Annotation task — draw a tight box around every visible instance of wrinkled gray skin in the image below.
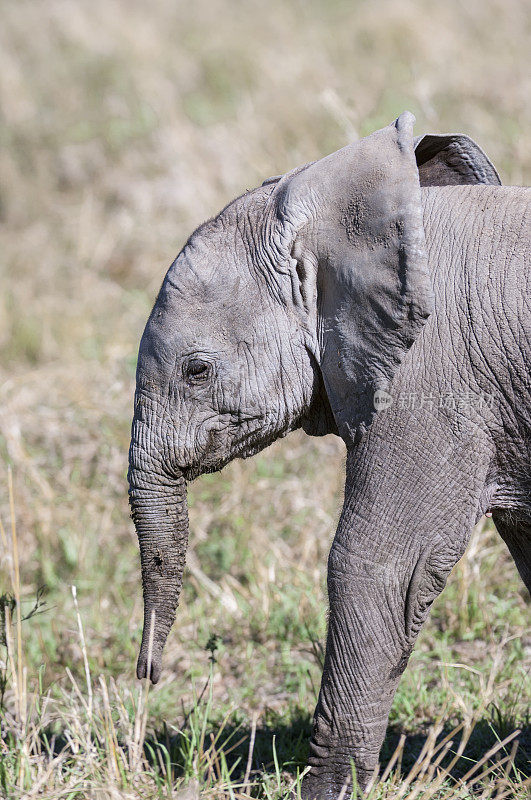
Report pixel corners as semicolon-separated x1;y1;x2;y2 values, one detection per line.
129;112;530;797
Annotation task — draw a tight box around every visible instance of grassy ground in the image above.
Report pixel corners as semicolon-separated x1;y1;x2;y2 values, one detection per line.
0;0;530;797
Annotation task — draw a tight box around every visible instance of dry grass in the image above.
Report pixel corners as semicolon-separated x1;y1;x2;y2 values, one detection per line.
0;0;530;797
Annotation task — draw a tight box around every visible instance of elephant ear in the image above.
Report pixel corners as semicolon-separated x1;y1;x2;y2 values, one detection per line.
414;133;501;186
267;111;433;444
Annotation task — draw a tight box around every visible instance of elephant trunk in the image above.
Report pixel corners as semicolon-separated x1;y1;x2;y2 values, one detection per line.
128;414;189;684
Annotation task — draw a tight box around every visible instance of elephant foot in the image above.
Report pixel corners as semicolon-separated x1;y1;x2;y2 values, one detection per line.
300;767;374;800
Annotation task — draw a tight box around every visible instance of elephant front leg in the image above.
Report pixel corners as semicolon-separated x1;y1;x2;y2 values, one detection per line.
303;548;438;795
302;422;490;798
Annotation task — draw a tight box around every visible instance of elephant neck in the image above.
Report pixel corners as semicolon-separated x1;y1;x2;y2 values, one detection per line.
301;364;340;438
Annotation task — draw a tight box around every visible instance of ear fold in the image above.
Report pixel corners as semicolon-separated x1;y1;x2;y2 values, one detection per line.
414;133;501;186
267;111;433;444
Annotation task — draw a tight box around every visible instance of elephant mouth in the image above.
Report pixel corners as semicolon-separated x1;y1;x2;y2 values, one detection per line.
181;417;297;482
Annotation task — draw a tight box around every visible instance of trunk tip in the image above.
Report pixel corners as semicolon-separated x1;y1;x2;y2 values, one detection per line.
137;651;162;684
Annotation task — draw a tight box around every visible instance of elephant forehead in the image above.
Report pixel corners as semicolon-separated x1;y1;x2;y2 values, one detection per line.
151;270;265;355
164;182;275;292
165;250;241;296
167;205;253;281
159;234;268;327
160;267;259;326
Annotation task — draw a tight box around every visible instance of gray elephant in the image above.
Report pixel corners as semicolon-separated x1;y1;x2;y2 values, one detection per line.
128;112;530;797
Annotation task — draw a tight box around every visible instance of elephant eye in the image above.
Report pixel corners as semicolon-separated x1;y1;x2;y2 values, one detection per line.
184;358;211;385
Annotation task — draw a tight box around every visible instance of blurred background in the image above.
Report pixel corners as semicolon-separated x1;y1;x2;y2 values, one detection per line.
0;0;529;796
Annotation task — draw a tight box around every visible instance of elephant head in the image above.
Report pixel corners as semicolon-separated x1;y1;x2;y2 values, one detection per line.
128;112;498;682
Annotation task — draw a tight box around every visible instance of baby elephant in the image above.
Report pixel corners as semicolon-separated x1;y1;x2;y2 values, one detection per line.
128;112;530;797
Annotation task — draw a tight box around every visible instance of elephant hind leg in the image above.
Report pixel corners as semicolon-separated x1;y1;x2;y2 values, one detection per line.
492;510;531;593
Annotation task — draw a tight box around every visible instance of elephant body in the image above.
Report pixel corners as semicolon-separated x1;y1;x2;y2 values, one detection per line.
128;113;530;797
305;184;530;793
